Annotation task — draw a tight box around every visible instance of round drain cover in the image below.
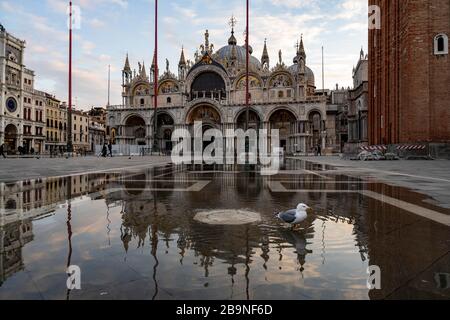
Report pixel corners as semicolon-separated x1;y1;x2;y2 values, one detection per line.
194;209;262;225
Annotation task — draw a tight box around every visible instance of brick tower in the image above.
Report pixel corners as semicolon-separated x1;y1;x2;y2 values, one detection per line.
368;0;450;145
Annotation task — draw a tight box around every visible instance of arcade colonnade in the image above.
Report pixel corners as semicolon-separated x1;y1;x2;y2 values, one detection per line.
113;103;327;155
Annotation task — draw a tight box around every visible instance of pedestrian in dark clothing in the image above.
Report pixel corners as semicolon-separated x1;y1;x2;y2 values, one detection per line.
108;142;113;157
317;143;322;156
0;144;6;158
102;144;108;157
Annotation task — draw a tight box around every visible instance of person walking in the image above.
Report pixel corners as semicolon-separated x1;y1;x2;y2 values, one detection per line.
101;143;108;158
108;142;113;157
317;143;322;156
0;143;6;158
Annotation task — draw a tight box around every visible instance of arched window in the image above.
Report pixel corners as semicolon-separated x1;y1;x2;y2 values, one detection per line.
140;98;145;106
434;34;448;55
278;91;284;98
167;97;172;104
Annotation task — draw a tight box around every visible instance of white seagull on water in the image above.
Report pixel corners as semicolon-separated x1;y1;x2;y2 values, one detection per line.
276;203;311;228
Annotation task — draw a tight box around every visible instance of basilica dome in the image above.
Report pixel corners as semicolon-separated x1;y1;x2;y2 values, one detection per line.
288;64;316;87
214;44;262;71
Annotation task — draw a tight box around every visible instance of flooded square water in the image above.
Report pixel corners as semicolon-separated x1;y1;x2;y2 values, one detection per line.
0;160;449;300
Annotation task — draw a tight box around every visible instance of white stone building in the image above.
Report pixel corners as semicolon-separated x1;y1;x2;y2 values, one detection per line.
108;23;334;155
0;23;26;154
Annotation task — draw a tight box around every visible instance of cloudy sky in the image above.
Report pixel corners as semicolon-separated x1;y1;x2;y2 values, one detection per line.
0;0;368;110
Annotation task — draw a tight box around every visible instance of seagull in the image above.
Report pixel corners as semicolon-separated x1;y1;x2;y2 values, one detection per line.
276;203;311;229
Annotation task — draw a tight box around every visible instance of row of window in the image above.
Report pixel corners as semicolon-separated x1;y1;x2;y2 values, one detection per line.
23;108;43;122
23;125;43;136
23;97;43;106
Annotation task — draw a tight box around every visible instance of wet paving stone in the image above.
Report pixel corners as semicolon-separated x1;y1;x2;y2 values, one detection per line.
0;160;449;300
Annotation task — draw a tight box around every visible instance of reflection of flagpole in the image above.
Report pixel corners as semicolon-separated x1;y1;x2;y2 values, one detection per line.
151;202;159;300
66;177;73;300
245;225;250;300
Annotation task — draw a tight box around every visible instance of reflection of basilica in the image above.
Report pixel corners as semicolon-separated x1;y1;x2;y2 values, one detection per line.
108;20;340;155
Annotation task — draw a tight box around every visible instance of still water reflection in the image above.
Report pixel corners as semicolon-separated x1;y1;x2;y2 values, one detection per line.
0;161;449;300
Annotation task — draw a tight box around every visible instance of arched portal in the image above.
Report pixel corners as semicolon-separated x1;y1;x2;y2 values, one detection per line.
308;111;323;151
154;112;175;154
187;105;222;127
191;72;226;101
236;109;261;130
186;105;222;154
4;124;18;154
125;116;146;145
269;109;296;153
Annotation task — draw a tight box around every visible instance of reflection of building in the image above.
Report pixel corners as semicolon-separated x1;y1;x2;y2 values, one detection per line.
369;0;450;145
0;219;33;286
108;22;339;155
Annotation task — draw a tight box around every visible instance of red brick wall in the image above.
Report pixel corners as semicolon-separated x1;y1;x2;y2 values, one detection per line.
369;0;450;144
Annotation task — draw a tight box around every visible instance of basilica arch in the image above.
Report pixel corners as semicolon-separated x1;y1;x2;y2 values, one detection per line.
235;108;262;130
268;108;297;153
186;104;223;127
185;63;231;101
151;111;175;153
124;115;147;145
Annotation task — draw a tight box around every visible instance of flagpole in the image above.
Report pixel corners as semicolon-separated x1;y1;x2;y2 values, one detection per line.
67;0;73;154
153;0;158;154
107;64;110;107
322;46;325;94
245;0;250;132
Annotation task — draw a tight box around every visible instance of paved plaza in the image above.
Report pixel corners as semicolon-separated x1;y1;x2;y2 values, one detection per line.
294;156;450;209
0;156;172;182
1;156;449;209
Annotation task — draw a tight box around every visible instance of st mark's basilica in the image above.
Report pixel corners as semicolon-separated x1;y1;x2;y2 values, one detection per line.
107;20;339;155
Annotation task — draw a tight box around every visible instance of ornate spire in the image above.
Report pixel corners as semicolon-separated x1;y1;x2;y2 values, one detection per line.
141;61;147;78
123;53;131;72
299;34;306;58
179;46;186;66
261;38;270;69
151;51;156;70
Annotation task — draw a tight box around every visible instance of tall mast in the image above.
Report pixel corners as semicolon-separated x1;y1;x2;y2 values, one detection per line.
153;0;158;153
67;0;73;153
245;0;250;131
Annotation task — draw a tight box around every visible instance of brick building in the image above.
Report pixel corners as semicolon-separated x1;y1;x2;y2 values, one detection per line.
368;0;450;145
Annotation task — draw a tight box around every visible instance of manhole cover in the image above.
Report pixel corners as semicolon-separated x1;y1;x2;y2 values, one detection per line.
194;209;262;225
